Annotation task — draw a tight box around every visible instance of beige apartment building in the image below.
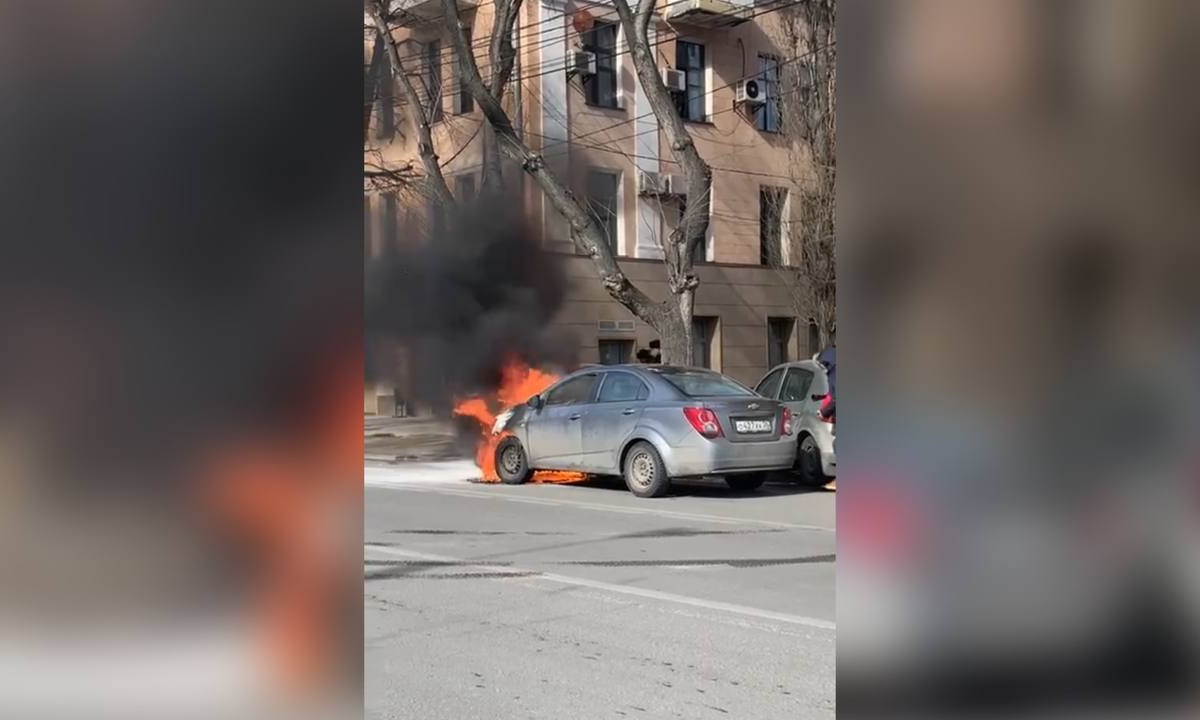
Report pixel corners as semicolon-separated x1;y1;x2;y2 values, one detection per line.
365;0;825;415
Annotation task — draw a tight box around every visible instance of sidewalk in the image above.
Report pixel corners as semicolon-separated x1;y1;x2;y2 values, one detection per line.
364;415;469;464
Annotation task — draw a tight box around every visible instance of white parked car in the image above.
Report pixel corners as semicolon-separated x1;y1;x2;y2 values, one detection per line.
754;359;836;486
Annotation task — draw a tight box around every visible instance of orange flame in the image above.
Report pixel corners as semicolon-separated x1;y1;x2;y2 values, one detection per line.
453;358;587;484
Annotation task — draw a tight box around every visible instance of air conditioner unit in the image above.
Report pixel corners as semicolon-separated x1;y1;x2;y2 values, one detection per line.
735;78;765;105
637;170;670;196
663;174;685;196
661;68;686;93
572;50;597;76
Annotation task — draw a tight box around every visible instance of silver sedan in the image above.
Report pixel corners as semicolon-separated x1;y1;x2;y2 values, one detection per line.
492;365;797;497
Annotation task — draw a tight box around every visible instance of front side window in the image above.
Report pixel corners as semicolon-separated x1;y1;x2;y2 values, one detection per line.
756;54;781;133
675;41;706;121
545;374;598;406
582;23;618;108
586;169;620;253
780;368;815;402
598;372;649;403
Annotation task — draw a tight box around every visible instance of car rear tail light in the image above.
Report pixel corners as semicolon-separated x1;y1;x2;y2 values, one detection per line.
818;394;835;423
781;406;793;435
682;407;724;439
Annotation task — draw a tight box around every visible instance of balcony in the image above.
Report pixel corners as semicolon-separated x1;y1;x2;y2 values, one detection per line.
662;0;752;29
388;0;478;26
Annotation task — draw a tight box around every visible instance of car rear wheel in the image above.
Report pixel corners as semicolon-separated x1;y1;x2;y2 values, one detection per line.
495;436;533;485
725;473;766;492
622;441;670;498
796;434;829;487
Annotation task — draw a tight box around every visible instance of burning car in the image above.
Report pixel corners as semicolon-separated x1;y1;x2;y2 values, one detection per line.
487;365;797;497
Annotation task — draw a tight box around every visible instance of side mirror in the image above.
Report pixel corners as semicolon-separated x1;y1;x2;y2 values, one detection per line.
527;395;544;410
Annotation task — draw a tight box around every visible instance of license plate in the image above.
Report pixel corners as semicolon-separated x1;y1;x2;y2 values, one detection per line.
734;419;772;434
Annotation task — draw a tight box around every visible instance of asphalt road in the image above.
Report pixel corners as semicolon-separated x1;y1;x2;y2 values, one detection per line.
365;469;836;720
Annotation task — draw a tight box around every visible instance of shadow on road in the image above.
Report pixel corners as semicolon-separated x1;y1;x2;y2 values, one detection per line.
566;474;832;499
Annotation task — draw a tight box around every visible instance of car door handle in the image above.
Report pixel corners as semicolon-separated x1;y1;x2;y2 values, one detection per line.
569;413;582;421
621;408;636;415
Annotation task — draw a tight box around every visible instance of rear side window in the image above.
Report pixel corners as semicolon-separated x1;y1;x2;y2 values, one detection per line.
597;372;649;402
780;368;815;402
545;374;598;406
656;370;754;397
755;368;785;398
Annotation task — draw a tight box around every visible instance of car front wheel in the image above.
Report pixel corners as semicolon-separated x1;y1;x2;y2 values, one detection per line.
494;436;533;485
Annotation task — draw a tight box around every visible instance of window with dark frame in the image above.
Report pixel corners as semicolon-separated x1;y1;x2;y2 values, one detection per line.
692;316;718;369
456;26;474;114
586;169;620;253
425;39;443;122
759;186;787;265
755;54;781;133
767;317;794;368
598;339;634;365
582;23;619;109
675;41;706;122
370;34;395;140
808;320;821;354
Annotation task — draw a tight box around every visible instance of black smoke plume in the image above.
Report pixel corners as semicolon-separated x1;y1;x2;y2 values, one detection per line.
365;195;577;413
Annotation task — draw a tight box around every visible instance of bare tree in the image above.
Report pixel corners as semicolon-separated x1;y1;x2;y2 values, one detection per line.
435;0;712;364
768;0;836;346
367;0;457;215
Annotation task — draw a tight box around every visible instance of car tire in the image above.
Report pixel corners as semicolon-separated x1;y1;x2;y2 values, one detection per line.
622;441;670;498
725;473;766;492
494;436;533;485
796;434;829;487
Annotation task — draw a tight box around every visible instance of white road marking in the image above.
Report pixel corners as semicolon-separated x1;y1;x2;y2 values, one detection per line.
367;482;835;532
365;544;836;632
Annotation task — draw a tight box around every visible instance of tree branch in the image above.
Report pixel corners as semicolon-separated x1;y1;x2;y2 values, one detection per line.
368;0;456;214
440;0;660;320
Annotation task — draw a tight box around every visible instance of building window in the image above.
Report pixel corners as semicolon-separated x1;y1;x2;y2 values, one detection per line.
425;40;443;122
455;174;476;204
759;186;787;265
598;339;634;365
808;320;821;355
675;41;706;122
455;27;474;114
756;54;781;133
370;34;395;140
692;316;718;369
582;23;618;109
586;169;621;253
767;317;794;368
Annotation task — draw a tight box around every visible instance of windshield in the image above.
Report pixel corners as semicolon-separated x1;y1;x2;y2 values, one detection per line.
656;369;755;398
